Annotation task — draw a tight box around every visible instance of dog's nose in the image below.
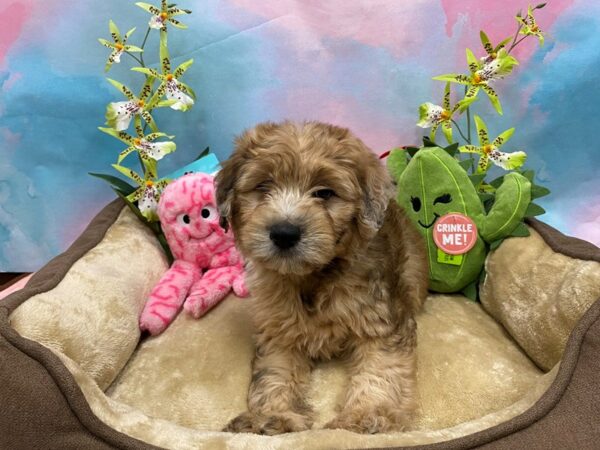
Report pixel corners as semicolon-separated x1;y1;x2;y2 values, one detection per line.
269;222;302;249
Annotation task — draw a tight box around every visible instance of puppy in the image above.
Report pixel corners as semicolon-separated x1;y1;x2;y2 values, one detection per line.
216;121;428;435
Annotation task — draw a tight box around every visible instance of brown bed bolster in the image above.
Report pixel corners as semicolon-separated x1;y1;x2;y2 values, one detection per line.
0;201;599;450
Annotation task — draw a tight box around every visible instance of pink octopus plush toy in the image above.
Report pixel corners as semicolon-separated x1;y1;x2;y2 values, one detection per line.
139;172;248;335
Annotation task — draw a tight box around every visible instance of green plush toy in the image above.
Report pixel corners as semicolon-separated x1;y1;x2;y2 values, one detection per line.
387;146;533;295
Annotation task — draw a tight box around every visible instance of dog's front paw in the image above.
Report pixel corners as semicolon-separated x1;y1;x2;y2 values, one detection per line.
223;411;312;435
325;409;403;434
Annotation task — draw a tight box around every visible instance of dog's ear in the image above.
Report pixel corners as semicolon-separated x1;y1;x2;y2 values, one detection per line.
215;122;279;230
215;154;241;231
345;139;394;240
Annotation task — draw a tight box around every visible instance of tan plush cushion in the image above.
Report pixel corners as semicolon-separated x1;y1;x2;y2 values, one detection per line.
7;207;599;449
10;208;169;389
108;294;543;435
480;228;600;371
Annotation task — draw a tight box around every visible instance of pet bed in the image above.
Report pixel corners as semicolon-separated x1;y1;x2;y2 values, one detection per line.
1;199;599;450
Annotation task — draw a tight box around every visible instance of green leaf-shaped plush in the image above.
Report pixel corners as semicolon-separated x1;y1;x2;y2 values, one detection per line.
388;146;532;293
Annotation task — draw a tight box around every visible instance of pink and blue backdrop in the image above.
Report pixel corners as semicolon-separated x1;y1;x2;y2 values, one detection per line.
0;0;598;271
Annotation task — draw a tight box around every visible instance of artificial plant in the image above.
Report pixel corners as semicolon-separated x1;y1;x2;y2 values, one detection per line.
90;1;204;260
387;3;551;298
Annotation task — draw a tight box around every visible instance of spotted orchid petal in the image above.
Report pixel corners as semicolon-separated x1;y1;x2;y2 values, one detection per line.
429;122;439;141
173;59;194;79
489;149;527;170
442;82;451;110
112;164;144;185
458;145;480;154
176;81;196;100
474;115;490;146
441;120;453;144
160;30;171;73
165;80;194;111
117;146;137;163
491;128;515;147
167;7;192;17
137;140;176;161
136;2;162;16
109;20;121;43
140;110;159;133
136;185;160;220
466;48;481;74
123;27;136;44
481;84;503;115
477;153;492;174
417;103;446;128
480;50;519;81
107;78;136;100
432;74;471;85
132;67;162;79
98;127;135;145
105;101;140;131
144;132;172;141
457;85;479;111
167;17;187;29
98;38;115;49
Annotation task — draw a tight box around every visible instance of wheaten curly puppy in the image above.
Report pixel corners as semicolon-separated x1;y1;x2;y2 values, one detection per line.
216;121;428;435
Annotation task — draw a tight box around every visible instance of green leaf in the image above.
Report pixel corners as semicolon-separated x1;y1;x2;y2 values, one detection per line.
521;169;535;182
509;222;530;237
461;281;478;302
531;184;551;199
422;136;437;147
478;192;495;203
406;146;420;157
89;172;136;196
113;188;147;222
459;159;473;171
489;175;505;189
194;147;210;161
444;142;459;156
469;174;486;187
489;239;504;251
525;202;546;217
156;230;174;264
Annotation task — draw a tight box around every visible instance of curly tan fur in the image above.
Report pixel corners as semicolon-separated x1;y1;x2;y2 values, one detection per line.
216;121;428;435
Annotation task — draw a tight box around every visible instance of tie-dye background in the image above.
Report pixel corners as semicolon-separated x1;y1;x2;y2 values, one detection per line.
0;0;598;271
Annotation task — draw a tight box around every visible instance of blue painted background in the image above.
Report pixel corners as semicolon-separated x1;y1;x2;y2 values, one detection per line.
0;0;598;271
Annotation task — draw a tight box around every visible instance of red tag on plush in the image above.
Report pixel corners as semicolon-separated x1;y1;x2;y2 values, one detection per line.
433;213;478;255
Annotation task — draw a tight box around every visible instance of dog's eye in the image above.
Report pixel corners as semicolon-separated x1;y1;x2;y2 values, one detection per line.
433;193;452;205
313;189;336;200
255;181;272;193
410;196;421;212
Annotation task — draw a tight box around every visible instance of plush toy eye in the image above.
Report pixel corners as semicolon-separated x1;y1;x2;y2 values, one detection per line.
434;193;452;205
200;206;217;220
177;214;191;225
411;196;421;212
313;189;336;200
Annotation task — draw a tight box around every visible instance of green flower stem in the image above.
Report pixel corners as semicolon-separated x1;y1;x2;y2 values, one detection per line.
507;35;529;53
139;27;151;67
451;119;471;145
125;51;144;66
466;107;475;173
509;22;523;51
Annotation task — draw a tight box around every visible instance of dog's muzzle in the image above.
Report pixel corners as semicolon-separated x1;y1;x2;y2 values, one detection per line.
269;221;302;250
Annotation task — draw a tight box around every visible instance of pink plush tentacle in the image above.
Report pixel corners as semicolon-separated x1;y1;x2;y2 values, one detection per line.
209;246;242;268
232;266;249;298
140;260;200;335
183;266;238;318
